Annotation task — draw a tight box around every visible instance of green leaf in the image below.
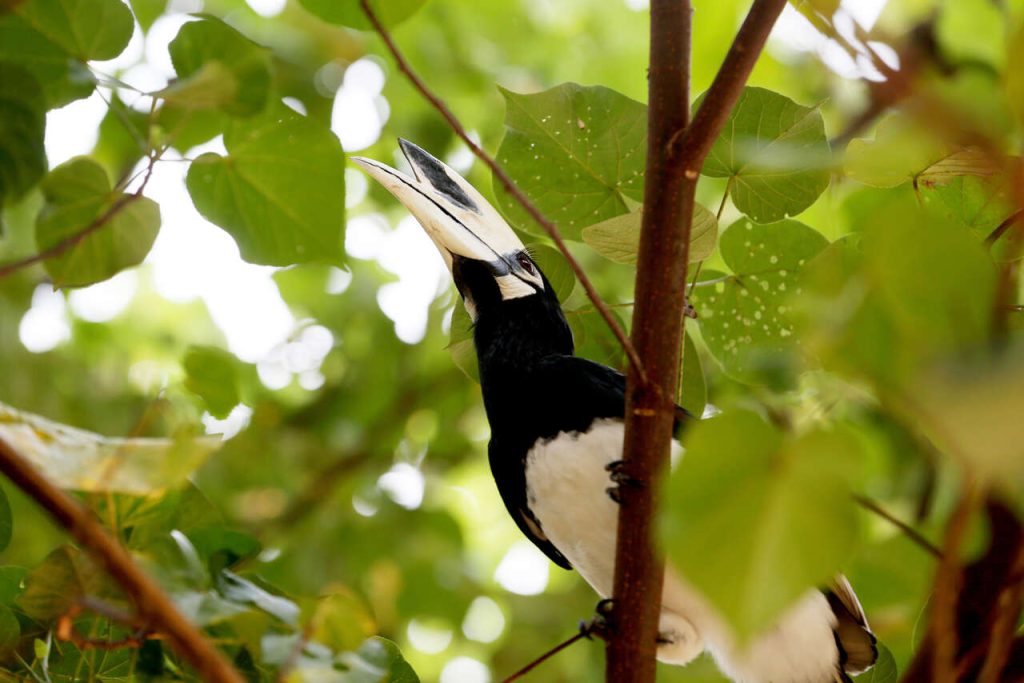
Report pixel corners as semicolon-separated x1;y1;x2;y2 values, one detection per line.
338;637;420;683
0;604;19;652
16;546;105;620
0;566;27;606
494;83;646;240
165;17;272;117
678;332;706;418
565;305;627;370
527;243;574;301
299;0;427;29
701;87;830;222
447;302;478;382
845;114;948;188
35;157;161;288
581;204;717;265
0;400;221;495
691;218;828;382
919;162;1015;238
936;0;1006;70
187;526;261;572
1009;21;1024;128
661;412;862;639
183;345;241;419
308;590;377;653
217;570;300;625
13;0;133;61
0;64;47;208
855;643;897;683
0;13;95;107
186;106;346;266
0;486;10;554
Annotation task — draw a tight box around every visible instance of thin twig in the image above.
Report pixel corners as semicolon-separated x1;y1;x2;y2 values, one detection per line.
0;436;245;683
0;153;159;280
358;0;647;383
986;209;1023;246
501;620;600;683
853;494;942;559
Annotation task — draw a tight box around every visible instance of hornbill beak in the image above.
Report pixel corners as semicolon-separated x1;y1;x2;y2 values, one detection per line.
351;140;544;310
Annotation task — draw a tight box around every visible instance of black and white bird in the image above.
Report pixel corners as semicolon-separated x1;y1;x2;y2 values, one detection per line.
353;140;877;683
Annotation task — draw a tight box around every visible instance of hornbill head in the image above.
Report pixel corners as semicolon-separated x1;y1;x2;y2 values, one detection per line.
351;140;557;329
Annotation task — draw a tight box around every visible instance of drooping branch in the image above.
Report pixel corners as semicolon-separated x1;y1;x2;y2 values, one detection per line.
854;494;942;559
608;1;787;681
359;0;647;382
0;436;245;683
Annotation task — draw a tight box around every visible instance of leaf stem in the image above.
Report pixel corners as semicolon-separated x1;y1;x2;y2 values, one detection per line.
853;494;942;559
358;0;647;383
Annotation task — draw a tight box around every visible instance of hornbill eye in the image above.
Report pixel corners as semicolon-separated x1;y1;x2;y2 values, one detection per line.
516;252;536;275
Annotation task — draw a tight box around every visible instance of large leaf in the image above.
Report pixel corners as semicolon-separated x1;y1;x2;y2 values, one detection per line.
494;83;646;240
701;87;830;222
165;17;272;117
0;400;221;495
691;218;829;382
299;0;427;29
0;0;132;107
527;242;574;301
186;106;346;266
12;0;133;61
661;412;862;639
35;157;160;288
581;204;717;265
0;64;46;208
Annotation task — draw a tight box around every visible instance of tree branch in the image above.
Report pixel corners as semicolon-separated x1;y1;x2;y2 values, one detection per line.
0;153;158;280
0;436;245;683
501;618;603;683
358;0;647;382
608;2;787;680
853;494;942;559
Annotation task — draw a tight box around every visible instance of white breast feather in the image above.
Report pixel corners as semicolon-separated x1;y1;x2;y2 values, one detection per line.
523;419;842;683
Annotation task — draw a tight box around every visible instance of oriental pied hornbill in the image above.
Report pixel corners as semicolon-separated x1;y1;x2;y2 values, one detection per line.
352;140;876;683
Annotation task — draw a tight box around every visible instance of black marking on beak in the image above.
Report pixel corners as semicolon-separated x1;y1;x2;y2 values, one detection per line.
399;139;481;215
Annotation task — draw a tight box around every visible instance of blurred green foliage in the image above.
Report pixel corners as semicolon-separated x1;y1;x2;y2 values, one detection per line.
0;0;1021;681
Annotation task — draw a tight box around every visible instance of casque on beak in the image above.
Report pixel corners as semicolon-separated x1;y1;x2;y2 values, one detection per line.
351;139;527;272
351;140;546;312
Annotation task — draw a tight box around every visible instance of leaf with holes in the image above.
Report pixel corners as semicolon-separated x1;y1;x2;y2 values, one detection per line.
494;83;646;240
186;106;346;266
701;87;830;222
299;0;427;29
691;218;828;382
581;203;717;265
165;17;272;117
35;157;160;288
661;412;862;640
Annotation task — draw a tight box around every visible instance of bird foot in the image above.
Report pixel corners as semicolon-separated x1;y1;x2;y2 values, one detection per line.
605;460;643;503
580;599;615;641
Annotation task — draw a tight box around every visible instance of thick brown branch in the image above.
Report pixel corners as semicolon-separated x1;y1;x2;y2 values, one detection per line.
0;154;157;280
358;0;646;382
0;436;245;683
608;2;787;681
